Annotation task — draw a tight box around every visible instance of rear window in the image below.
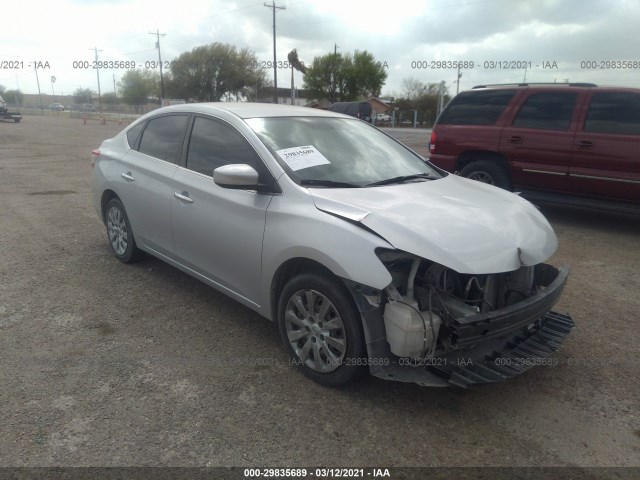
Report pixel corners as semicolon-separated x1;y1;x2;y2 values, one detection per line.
437;90;515;125
584;92;640;135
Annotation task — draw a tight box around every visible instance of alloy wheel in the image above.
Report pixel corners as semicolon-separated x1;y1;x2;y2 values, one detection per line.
284;289;347;373
107;206;128;256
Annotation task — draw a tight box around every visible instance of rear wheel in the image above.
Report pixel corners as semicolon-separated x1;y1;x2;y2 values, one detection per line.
459;160;511;190
277;273;366;387
105;198;142;263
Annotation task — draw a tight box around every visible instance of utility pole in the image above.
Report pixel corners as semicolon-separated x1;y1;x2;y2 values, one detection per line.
456;64;462;94
149;29;166;99
34;64;43;114
264;1;285;104
329;43;339;103
437;80;445;116
113;74;117;94
90;47;103;113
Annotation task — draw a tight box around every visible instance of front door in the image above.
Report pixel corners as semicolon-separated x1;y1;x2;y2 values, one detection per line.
170;115;274;306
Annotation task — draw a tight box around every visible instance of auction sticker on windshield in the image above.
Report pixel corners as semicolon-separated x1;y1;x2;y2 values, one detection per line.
275;145;330;171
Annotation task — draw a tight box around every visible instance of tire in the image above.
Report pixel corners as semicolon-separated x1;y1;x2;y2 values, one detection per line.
459;159;511;190
277;273;367;387
105;198;142;263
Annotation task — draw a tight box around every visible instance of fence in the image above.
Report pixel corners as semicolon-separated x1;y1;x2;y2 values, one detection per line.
6;103;159;120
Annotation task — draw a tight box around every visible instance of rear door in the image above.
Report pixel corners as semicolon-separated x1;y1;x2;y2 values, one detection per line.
170;115;274;305
499;91;580;192
113;114;189;256
569;91;640;202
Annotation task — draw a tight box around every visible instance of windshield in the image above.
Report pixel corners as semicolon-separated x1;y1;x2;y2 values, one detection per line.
245;117;441;186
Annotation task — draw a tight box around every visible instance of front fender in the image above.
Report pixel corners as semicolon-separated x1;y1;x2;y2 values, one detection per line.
260;196;393;319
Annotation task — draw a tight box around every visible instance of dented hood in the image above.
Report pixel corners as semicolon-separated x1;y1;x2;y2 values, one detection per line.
309;175;557;274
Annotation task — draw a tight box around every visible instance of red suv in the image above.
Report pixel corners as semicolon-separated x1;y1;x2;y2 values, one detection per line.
428;83;640;211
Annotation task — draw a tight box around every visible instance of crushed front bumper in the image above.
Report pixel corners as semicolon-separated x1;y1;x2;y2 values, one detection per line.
357;264;575;388
431;310;574;388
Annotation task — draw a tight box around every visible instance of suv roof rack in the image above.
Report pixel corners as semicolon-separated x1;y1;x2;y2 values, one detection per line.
472;82;597;89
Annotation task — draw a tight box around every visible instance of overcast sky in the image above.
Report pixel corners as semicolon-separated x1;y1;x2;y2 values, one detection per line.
2;0;639;100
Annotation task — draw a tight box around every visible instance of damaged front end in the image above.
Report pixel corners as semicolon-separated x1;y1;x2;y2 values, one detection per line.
347;250;574;388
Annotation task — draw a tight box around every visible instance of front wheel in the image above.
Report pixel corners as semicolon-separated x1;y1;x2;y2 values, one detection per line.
277;273;367;387
459;160;511;190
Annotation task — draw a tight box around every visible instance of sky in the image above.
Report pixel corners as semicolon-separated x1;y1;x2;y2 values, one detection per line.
2;0;640;100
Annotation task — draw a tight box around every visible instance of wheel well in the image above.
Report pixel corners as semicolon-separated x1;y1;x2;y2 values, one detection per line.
456;151;512;186
456;151;509;172
100;190;120;224
270;258;336;321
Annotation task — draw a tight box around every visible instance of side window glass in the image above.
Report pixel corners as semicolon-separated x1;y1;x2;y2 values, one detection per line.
438;90;515;125
186;117;263;177
138;115;189;163
512;92;577;130
584;92;640;135
126;121;145;148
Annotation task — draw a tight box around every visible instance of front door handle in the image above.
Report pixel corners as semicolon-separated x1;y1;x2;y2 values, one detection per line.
120;172;135;182
174;191;194;204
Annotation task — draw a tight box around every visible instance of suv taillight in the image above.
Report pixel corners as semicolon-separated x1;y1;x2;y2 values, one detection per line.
429;131;437;153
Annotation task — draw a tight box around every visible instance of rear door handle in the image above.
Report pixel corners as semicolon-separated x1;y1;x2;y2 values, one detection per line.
507;136;523;144
120;172;135;182
174;191;194;204
577;140;593;149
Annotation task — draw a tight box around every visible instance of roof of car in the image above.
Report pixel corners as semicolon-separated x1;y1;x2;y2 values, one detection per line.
155;102;344;119
472;82;598;89
469;83;640;93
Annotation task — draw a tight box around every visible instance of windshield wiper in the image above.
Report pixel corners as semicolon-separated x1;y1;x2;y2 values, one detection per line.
300;179;361;188
366;173;438;187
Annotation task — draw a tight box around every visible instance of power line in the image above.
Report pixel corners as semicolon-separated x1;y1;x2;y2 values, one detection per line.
264;1;285;104
149;29;166;99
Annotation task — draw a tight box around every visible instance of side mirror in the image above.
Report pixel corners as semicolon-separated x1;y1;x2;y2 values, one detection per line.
213;164;260;190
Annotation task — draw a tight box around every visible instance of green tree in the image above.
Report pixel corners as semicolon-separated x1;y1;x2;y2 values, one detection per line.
119;70;159;106
102;92;119;105
3;89;24;105
395;79;451;126
0;85;5;95
165;43;266;102
303;50;387;102
73;87;93;104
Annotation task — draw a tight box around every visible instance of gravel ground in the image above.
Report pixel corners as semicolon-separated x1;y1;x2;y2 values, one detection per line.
0;115;638;469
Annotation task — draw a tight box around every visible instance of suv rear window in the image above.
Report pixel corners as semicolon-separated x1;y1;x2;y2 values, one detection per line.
437;90;515;125
512;92;577;131
584;92;640;135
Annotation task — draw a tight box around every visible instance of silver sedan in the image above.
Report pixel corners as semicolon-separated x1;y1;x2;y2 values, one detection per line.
91;103;574;388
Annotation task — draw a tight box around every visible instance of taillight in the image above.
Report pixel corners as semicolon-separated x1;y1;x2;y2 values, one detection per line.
429;131;437;153
91;149;100;168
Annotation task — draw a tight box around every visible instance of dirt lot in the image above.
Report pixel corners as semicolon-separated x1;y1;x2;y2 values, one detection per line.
0;115;638;470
